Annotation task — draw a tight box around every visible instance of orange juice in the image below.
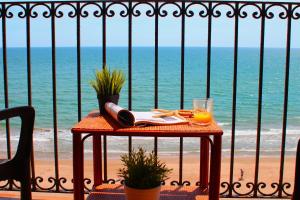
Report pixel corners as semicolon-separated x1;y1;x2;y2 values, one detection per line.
193;112;212;123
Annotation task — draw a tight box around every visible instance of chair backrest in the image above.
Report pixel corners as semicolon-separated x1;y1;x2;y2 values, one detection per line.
293;139;300;200
0;106;35;163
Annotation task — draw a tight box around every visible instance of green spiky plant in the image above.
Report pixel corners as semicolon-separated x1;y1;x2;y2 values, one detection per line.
90;66;125;97
118;147;172;189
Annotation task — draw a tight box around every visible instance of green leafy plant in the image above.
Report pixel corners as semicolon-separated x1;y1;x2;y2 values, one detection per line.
118;147;172;189
90;66;125;97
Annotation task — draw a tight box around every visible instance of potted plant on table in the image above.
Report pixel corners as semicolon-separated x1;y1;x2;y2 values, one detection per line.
90;66;125;114
118;147;172;200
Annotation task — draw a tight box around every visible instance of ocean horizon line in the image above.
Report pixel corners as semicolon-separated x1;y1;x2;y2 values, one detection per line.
1;46;299;49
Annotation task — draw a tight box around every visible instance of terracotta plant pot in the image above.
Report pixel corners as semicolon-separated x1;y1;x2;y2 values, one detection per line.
97;94;119;114
124;185;161;200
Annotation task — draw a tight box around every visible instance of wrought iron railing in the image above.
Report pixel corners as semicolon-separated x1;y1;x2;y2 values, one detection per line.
0;0;299;198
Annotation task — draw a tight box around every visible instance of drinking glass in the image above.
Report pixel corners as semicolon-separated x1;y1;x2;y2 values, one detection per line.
192;98;213;125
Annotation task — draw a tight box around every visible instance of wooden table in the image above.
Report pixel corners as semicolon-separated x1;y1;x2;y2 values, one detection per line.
71;111;223;200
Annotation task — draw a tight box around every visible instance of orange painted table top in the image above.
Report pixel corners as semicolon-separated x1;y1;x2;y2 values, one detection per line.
71;110;223;137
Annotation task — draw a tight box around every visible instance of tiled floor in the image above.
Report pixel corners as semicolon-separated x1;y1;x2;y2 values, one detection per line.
0;191;288;200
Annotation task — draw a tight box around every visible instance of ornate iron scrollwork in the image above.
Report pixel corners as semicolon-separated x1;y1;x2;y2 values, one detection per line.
185;2;209;18
29;3;52;18
211;2;236;18
132;2;155;17
0;180;9;189
265;3;289;19
219;181;230;195
106;2;129;17
218;181;293;197
281;182;292;196
256;182;280;196
170;180;191;186
291;5;300;19
80;2;104;18
106;179;116;184
238;3;262;19
158;2;182;17
58;177;73;192
231;181;255;197
34;176;57;191
5;4;26;18
54;2;77;18
83;178;92;191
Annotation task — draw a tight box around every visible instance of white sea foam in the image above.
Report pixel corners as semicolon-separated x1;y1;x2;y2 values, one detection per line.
0;126;299;159
217;122;231;126
2;127;299;140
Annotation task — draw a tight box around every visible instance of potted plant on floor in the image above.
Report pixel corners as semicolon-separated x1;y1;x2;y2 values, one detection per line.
90;66;125;114
118;147;172;200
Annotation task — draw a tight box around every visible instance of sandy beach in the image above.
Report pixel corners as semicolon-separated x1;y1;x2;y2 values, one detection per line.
30;155;295;195
0;154;296;200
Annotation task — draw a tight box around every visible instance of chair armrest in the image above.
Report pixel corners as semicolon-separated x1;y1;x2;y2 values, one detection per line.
0;106;34;121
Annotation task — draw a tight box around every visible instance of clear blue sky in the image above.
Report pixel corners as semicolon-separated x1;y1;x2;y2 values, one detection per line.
3;1;300;48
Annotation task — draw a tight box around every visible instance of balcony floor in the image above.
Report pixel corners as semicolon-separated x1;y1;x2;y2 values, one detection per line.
0;191;288;200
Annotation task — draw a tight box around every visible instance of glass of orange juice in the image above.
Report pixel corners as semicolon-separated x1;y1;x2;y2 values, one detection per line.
193;98;213;125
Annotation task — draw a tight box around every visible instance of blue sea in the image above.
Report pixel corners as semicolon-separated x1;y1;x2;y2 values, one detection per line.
0;47;299;158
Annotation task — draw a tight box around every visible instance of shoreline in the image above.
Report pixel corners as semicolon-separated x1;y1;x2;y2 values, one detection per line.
2;126;299;159
2;149;297;161
26;152;298;160
1;148;298;161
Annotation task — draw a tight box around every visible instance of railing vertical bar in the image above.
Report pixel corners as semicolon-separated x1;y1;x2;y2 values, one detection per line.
180;1;185;110
103;134;107;182
154;1;158;156
2;3;12;190
26;5;32;107
229;2;239;197
278;3;291;198
51;2;60;192
206;2;212;99
102;2;106;66
179;1;185;185
26;2;36;191
179;137;183;185
2;3;11;161
76;2;82;122
199;1;212;190
102;1;108;183
128;0;132;153
154;1;159;109
253;2;265;197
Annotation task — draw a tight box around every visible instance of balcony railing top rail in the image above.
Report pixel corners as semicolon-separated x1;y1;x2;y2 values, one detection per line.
1;0;300;4
0;0;299;20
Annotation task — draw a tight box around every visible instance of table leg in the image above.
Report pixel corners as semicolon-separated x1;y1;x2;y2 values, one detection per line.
73;134;84;200
209;135;222;200
200;138;210;190
93;135;102;186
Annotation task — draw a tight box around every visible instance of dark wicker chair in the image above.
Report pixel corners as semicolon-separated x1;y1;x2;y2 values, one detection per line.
293;139;300;200
0;106;35;200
